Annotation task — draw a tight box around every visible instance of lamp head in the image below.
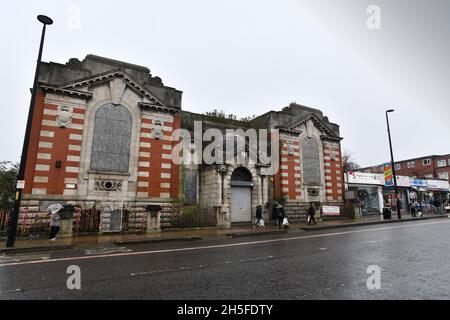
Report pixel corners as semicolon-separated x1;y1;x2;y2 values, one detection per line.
37;15;53;25
386;109;395;113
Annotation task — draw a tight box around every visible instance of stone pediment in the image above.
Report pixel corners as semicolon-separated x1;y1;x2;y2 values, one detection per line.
289;113;342;141
60;69;165;107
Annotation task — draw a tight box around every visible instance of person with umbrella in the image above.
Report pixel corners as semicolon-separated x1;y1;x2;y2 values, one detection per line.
47;203;63;241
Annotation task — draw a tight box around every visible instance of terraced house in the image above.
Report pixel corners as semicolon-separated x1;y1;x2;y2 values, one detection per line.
17;55;344;236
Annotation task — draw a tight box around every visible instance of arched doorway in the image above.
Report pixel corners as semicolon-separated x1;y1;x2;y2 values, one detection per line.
230;167;253;223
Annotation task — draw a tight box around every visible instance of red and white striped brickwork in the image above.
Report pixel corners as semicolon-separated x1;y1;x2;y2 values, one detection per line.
23;92;86;197
275;136;301;201
323;142;344;201
137;112;180;199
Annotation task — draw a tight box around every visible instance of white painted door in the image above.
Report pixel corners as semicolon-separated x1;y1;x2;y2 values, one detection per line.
231;187;252;222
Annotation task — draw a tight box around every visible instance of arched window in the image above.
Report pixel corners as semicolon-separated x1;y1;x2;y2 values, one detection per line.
301;137;321;185
90;104;132;172
231;167;252;182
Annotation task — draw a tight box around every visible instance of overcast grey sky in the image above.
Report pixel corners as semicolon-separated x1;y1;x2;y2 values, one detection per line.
1;0;449;167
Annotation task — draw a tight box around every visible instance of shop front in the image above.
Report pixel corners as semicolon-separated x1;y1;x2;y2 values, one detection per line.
383;176;411;215
410;178;429;213
426;179;450;213
346;172;384;215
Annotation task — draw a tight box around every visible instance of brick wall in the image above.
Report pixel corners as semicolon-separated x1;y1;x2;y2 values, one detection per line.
323;142;344;201
136;112;180;199
278;138;301;200
24;92;85;196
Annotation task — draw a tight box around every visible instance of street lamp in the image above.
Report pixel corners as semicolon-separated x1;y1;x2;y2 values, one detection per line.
386;109;401;220
6;15;53;247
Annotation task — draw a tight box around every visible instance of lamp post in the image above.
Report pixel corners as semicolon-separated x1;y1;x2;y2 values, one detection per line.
6;15;53;247
386;109;401;220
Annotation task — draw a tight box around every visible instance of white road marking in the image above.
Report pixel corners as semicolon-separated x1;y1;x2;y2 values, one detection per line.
130;255;275;276
0;288;22;294
0;219;449;268
319;247;327;251
84;247;132;255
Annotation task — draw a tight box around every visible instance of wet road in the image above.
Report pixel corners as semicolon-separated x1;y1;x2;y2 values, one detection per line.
1;219;450;300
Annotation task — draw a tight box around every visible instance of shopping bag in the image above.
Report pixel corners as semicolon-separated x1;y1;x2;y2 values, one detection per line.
283;217;289;226
258;219;265;227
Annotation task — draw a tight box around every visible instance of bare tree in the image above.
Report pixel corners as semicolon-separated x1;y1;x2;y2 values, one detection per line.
342;150;361;172
0;161;18;208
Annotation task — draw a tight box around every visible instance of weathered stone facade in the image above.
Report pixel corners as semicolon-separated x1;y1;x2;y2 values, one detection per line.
19;55;344;235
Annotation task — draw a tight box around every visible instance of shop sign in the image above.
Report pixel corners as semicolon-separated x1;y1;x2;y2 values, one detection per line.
395;176;411;187
426;179;449;190
384;163;393;186
322;206;340;216
410;178;427;187
347;172;383;185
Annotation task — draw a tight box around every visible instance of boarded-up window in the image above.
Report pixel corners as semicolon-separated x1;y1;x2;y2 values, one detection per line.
184;170;198;203
90;104;132;172
301;138;321;185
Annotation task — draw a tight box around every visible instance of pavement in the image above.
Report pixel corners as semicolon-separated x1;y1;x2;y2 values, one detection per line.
0;212;448;254
1;217;450;299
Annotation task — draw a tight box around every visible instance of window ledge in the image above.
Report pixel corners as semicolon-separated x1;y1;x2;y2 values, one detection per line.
88;170;131;176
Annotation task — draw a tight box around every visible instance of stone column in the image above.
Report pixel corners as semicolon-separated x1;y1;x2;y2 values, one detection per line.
59;218;73;238
262;176;268;205
258;175;263;206
217;171;223;206
223;173;228;206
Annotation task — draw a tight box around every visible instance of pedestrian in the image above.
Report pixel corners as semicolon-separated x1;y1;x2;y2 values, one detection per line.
277;204;285;229
47;203;63;241
444;200;450;214
307;203;317;225
272;202;279;226
254;205;263;228
433;198;442;214
410;200;417;217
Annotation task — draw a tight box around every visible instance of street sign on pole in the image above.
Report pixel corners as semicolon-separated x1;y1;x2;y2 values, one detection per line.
384;163;393;186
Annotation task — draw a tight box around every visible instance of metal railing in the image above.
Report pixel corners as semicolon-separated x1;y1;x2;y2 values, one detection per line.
1;203;222;237
1;208;49;238
73;208;101;233
0;208;10;237
168;207;217;229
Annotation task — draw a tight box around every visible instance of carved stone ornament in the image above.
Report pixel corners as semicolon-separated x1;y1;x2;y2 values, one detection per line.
330;147;336;160
307;188;320;197
95;180;123;191
216;164;229;174
153;120;163;139
56;106;73;128
287;141;294;156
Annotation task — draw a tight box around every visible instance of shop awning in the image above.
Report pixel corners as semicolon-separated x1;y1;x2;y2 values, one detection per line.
427;188;450;192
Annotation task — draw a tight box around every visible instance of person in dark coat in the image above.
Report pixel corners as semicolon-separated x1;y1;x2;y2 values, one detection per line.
272;203;280;225
277;204;285;229
255;205;263;227
410;200;417;217
307;203;317;225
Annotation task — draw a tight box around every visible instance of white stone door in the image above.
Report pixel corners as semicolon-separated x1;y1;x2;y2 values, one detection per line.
231;187;252;223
